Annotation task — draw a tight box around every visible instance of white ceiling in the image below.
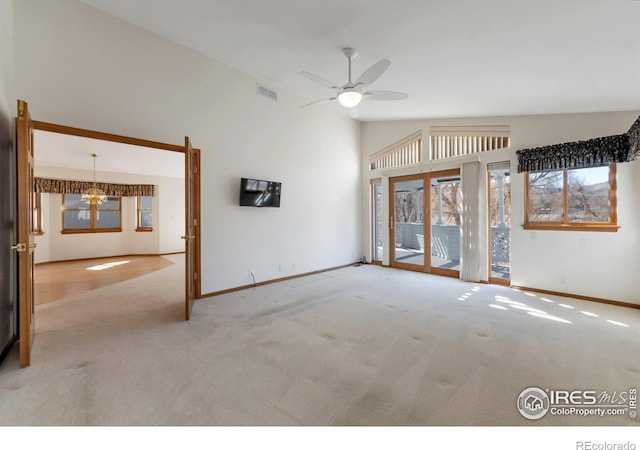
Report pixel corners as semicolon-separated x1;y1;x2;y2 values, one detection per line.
78;0;640;121
34;130;184;178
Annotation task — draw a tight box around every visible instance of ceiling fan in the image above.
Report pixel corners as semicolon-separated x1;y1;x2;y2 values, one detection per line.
300;48;408;109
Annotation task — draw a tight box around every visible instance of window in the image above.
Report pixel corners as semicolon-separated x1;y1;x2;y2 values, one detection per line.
33;192;44;235
136;196;153;231
429;125;510;161
524;164;617;231
369;131;422;170
62;194;121;233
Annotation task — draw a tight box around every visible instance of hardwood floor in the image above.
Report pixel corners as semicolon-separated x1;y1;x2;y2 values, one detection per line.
35;255;177;305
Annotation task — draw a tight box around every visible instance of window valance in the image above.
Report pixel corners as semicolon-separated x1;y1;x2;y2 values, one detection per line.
35;178;154;197
516;115;639;173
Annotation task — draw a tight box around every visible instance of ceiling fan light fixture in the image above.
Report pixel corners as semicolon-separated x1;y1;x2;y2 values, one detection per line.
337;90;363;108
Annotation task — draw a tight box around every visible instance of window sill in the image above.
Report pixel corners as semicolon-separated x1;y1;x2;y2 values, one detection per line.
523;224;619;232
61;228;123;234
135;228;153;232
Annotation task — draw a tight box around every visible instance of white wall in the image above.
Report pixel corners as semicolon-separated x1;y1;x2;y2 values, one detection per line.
362;111;640;305
34;165;184;263
14;0;361;293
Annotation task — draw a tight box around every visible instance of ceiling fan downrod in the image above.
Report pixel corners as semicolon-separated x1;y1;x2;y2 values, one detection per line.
343;47;357;85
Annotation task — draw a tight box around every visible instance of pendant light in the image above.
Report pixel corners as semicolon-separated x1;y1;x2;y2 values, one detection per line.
81;153;107;206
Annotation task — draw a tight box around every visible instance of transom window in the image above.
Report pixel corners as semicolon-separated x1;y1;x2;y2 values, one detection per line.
524;164;617;231
62;194;122;233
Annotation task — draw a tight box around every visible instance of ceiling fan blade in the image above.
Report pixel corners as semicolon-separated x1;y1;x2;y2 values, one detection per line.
300;97;336;108
365;90;408;101
300;71;339;89
355;58;390;87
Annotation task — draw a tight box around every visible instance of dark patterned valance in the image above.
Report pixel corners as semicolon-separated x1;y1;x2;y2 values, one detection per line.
516;115;640;173
628;115;640;161
516;134;628;173
35;178;154;197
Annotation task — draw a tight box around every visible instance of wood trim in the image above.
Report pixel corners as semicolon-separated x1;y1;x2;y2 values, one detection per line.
34;252;185;266
61;193;122;232
34;191;43;234
61;228;122;234
136;195;153;231
33;120;202;299
488;277;510;286
200;262;359;298
389;169;462;278
193;149;202;299
33;121;185;153
370;260;382;266
522;224;619;232
510;285;640;310
609;163;618;225
429;267;460;279
523;164;618;230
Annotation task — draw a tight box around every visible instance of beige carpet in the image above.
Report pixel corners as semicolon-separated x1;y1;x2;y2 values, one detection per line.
0;255;638;426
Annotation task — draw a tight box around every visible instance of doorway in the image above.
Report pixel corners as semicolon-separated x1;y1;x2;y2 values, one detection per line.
488;162;511;285
30;120;201;297
15;103;201;366
390;169;461;278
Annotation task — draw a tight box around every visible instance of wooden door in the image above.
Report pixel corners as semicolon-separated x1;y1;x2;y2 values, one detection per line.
15;100;36;367
183;137;197;320
389;169;461;278
390;174;427;272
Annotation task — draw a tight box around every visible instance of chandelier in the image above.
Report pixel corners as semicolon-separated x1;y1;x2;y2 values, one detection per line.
81;153;107;206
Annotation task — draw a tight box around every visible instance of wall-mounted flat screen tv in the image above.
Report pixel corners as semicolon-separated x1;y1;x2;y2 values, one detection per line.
239;178;281;207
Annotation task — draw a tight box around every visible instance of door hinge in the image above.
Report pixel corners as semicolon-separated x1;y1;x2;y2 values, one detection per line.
11;243;27;252
18;100;25;121
193;219;197;227
194;272;198;280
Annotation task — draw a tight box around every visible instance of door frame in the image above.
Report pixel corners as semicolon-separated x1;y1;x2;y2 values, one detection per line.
389;173;427;273
15;100;36;367
487;162;511;286
389;169;461;278
30;120;202;299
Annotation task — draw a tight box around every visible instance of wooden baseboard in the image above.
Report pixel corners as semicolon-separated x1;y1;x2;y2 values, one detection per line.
35;252;184;266
510;285;640;310
199;261;360;298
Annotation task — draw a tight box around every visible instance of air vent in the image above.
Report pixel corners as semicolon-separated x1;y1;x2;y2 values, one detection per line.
256;83;278;101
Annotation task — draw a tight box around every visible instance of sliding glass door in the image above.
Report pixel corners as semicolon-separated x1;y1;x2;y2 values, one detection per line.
390;175;425;270
390;169;461;278
429;170;461;277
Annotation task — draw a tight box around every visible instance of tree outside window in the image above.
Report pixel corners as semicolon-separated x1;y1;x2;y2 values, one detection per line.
525;164;617;231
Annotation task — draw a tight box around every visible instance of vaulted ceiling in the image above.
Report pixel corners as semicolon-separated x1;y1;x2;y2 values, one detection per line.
79;0;640;121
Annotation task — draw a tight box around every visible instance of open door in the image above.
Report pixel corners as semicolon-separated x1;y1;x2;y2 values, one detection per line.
183;137;197;320
15;100;36;367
